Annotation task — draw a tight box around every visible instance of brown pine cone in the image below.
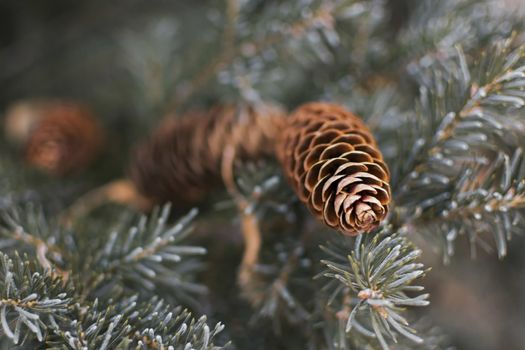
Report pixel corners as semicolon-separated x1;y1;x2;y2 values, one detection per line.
278;102;390;236
130;103;286;206
4;100;104;176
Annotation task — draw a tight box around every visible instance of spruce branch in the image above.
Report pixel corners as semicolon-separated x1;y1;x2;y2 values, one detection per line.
6;0;525;348
226;160;311;329
168;0;241;108
119;18;182;118
0;233;229;349
394;35;525;259
318;231;429;350
0;239;228;349
401;0;517;80
49;296;229;350
412;148;525;261
1;203;208;307
0;252;72;346
172;0;367;105
243;239;313;332
127;297;228;350
79;204;207;306
0;205;70;280
396;36;525;207
232;160;294;216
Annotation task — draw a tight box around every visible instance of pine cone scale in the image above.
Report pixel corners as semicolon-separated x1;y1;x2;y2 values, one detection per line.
320;143;354;161
323;194;339;227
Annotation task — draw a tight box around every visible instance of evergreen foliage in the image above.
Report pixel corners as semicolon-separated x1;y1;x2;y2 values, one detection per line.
1;0;524;349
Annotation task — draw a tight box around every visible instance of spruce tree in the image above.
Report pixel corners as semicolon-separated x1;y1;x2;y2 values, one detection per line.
0;0;524;349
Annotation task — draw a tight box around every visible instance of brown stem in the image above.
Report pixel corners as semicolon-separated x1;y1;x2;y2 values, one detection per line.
10;227;69;282
238;213;262;288
221;145;262;288
60;179;151;227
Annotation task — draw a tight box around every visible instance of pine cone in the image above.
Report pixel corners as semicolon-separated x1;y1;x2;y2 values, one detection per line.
130;103;285;206
278;102;390;236
4;100;104;176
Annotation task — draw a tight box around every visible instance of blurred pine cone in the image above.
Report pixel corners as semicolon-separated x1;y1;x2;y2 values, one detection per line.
4;100;104;176
130;103;286;206
278;102;390;236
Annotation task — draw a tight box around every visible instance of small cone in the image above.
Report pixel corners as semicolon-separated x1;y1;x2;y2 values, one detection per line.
278;102;391;236
130;103;286;206
4;100;104;176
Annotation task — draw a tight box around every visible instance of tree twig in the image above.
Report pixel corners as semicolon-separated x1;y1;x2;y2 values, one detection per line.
10;227;69;282
169;2;334;109
60;179;151;227
221;145;262;290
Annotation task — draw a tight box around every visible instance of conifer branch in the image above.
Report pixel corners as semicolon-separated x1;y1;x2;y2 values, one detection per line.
401;0;517;79
318;231;429;349
4;0;525;348
77;204;207;305
0;252;72;345
394;35;525;259
171;0;339;106
49;296;229;350
0;205;70;280
1;204;208;307
409;148;525;261
0;250;229;349
397;36;525;206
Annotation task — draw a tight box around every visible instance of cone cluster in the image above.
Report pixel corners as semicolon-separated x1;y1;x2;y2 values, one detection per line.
277;102;390;236
131;100;390;235
5;100;103;176
130;103;286;205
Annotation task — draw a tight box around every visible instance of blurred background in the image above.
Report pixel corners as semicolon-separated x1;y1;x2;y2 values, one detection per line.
1;1;525;349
